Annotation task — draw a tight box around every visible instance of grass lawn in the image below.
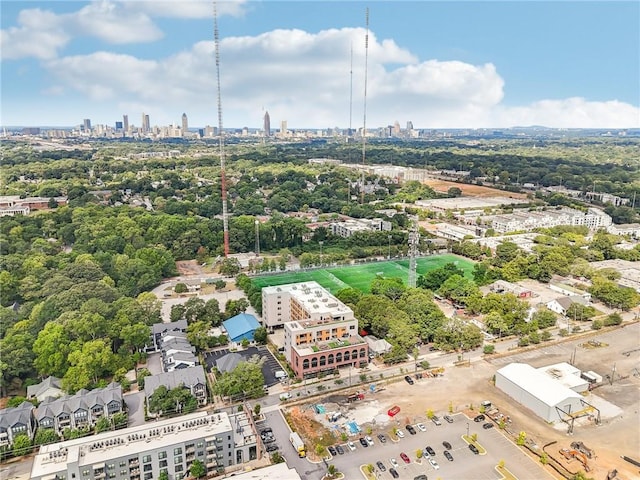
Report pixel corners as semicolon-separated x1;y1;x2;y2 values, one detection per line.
252;254;475;294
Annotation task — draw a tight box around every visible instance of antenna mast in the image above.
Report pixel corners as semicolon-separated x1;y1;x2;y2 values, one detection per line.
214;1;230;257
349;43;354;141
360;7;369;205
408;216;420;288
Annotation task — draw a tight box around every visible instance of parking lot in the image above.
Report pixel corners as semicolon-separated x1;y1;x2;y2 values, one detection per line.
204;345;285;387
257;410;551;480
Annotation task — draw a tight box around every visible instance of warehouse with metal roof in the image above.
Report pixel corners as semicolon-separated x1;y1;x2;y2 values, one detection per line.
495;363;584;423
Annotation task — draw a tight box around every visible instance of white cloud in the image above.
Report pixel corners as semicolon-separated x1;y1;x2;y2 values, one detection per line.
1;0;249;60
34;26;640;128
0;9;69;60
72;1;163;44
122;0;248;19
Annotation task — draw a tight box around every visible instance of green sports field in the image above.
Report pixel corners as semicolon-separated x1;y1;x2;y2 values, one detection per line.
251;254;475;294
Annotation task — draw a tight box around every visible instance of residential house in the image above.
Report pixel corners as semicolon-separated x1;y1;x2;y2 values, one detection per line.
143;365;208;409
0;402;36;447
27;376;63;403
546;296;590;316
35;382;124;435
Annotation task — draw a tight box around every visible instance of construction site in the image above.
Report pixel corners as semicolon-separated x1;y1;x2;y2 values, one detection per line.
275;322;640;480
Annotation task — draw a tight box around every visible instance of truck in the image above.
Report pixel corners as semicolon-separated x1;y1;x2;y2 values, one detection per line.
289;432;306;458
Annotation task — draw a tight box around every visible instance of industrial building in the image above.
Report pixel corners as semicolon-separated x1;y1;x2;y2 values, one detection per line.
495;363;584;423
30;411;258;480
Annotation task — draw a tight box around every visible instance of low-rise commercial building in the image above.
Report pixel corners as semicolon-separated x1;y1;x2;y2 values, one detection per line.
30;410;257;480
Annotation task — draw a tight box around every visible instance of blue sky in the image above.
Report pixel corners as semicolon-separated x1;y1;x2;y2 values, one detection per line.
1;1;638;128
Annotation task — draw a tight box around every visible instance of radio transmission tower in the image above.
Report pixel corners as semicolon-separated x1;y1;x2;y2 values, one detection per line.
214;1;230;257
408;217;420;288
360;7;369;205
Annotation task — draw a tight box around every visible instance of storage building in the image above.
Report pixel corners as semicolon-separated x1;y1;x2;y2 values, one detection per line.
495;363;584;423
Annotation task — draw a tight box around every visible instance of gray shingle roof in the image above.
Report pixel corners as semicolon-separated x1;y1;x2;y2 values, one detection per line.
36;382;122;421
143;366;206;400
26;376;62;400
152;320;188;336
0;402;34;430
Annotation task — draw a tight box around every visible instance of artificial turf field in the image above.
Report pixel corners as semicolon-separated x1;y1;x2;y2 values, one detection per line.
251;254;475;294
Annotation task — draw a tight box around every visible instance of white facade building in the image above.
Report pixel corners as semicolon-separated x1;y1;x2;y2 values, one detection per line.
495;363;584;423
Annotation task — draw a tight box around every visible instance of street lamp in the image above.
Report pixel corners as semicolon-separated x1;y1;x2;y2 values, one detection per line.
466;423;469;438
388;234;392;259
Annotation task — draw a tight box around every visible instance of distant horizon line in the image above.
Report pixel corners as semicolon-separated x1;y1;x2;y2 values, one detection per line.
3;125;639;131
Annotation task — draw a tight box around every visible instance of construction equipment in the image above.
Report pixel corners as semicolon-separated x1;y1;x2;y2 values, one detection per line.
571;441;595;459
559;448;590;472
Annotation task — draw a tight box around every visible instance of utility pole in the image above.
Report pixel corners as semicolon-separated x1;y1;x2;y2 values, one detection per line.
255;220;260;257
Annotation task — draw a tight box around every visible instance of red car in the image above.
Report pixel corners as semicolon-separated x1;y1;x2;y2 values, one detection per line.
400;452;411;464
387;405;401;417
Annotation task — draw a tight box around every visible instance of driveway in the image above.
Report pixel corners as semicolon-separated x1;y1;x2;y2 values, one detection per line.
125;391;146;427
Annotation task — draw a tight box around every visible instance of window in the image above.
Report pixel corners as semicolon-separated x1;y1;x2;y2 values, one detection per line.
197;442;204;448
143;464;152;472
107;464;115;470
311;358;318;368
344;351;350;361
336;352;342;362
174;447;183;455
142;455;151;463
174;456;183;465
302;359;309;369
328;354;334;364
119;462;126;468
359;348;366;358
198;451;204;457
82;470;90;477
159;460;167;468
175;465;184;472
158;451;167;459
319;356;326;366
144;473;153;480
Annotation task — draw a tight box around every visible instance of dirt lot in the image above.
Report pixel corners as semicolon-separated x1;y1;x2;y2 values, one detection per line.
303;323;640;479
176;260;203;276
422;178;529;199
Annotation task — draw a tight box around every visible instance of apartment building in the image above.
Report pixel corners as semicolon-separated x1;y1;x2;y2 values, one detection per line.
490;208;612;233
35;383;124;436
0;402;36;447
263;282;368;379
30;411;258;480
330;217;391;238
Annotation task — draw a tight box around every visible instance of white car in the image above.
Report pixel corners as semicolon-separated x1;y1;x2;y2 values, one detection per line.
396;430;405;438
390;458;399;468
347;441;356;451
416;423;426;432
429;458;440;470
365;435;374;446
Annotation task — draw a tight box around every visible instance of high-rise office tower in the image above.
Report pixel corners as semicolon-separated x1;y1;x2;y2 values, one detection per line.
181;113;188;136
263;111;271;137
123;114;129;134
406;120;414;131
280;120;287;137
141;113;150;133
83;119;91;132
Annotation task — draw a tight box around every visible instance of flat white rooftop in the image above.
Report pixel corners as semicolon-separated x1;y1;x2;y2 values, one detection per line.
32;412;232;479
264;282;352;318
497;363;582;407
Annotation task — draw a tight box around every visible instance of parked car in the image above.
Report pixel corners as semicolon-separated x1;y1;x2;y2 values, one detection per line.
404;375;415;385
443;415;454;423
376;461;386;472
365;435;375;446
335;445;344;455
260;427;273;434
431;415;442;426
483;422;494;429
396;429;405;439
469;444;479;454
442;441;452;450
416;422;426;432
390;468;399;479
359;437;369;447
428;458;440;470
328;446;337;456
444;450;454;462
347;441;356;451
266;444;278;452
400;452;411;464
377;433;387;443
425;446;436;457
406;425;417;435
390;458;399;468
414;476;428;480
473;414;485;422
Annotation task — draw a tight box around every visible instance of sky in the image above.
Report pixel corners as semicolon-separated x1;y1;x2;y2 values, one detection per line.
1;0;639;129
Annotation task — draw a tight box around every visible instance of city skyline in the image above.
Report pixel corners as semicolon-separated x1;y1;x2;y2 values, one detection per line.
1;1;639;129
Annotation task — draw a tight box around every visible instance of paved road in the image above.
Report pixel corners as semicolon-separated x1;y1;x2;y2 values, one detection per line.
125;391;146;427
